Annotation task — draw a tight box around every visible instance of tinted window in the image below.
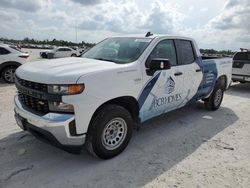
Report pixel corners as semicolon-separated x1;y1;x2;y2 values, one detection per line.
64;48;72;51
0;47;10;55
149;40;177;66
233;52;250;60
177;40;195;64
57;48;65;51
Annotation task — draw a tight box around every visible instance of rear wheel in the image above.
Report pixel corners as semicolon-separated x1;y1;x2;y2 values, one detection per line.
204;84;224;111
86;105;133;159
1;66;17;83
71;54;77;57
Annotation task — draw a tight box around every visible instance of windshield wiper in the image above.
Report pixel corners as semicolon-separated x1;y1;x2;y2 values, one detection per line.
94;58;116;63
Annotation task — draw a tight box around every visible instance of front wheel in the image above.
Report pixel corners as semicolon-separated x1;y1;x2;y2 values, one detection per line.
86;105;133;159
204;85;224;111
1;66;17;83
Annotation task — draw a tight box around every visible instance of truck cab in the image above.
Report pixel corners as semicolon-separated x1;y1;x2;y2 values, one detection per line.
14;34;232;159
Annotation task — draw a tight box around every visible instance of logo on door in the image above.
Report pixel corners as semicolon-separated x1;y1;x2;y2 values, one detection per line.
164;76;175;94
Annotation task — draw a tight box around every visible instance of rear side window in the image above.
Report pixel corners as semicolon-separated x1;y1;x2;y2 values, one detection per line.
57;48;65;51
0;47;10;55
176;40;195;65
233;52;250;60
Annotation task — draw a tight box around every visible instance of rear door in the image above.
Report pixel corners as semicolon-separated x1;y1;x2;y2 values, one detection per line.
64;48;73;57
0;47;11;64
174;39;203;103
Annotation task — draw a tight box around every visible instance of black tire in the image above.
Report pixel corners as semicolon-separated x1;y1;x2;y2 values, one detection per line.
204;84;224;111
86;104;133;159
41;52;48;58
71;54;77;57
1;66;17;83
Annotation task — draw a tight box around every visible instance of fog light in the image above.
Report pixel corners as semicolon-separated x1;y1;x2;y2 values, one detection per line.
49;102;74;113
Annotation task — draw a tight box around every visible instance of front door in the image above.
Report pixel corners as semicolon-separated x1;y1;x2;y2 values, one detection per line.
138;39;185;122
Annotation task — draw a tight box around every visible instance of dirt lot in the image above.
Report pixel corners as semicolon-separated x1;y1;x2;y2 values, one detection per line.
0;80;249;188
0;49;250;188
22;48;42;62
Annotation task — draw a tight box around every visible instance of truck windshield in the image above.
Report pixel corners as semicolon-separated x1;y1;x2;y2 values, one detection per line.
82;37;152;64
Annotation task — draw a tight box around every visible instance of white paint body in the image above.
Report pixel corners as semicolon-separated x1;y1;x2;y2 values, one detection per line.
0;44;28;65
15;36;232;146
40;47;80;58
232;51;250;82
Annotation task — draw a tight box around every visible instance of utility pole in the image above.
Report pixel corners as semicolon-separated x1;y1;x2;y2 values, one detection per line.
75;20;78;44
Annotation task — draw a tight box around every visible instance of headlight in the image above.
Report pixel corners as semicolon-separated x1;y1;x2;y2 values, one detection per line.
48;84;84;95
49;101;74;113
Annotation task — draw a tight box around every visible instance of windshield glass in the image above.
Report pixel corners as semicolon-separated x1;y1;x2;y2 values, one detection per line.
82;37;152;64
9;45;23;53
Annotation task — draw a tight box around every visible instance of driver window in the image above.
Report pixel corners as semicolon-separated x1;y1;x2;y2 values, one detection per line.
149;40;177;66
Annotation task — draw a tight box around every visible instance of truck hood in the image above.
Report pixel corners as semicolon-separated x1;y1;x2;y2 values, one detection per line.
16;57;123;84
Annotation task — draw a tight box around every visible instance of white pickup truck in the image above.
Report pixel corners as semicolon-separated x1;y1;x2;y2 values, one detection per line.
232;49;250;83
14;35;232;159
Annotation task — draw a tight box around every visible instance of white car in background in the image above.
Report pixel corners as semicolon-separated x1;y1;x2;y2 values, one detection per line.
232;49;250;83
0;44;29;83
40;47;80;59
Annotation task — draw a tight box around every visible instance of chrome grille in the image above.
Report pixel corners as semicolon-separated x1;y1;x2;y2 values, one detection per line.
18;93;49;114
15;76;50;114
16;76;47;92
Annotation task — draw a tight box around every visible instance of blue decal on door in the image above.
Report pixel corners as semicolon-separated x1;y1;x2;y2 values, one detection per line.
164;76;175;94
187;58;218;104
138;72;161;109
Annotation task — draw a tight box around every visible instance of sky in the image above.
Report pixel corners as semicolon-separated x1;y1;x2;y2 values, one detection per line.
0;0;250;50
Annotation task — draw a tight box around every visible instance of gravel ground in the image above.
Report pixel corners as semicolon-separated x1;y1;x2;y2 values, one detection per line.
0;50;250;188
22;48;42;62
0;81;249;188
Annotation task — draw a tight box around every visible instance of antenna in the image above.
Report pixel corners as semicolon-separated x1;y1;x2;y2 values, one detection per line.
145;32;153;37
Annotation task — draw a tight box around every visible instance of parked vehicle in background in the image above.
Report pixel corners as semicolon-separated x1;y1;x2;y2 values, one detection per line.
40;47;80;59
14;34;232;159
232;48;250;83
0;44;29;83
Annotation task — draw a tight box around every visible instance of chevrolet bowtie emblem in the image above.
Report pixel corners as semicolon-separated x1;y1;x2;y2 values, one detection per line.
38;101;45;105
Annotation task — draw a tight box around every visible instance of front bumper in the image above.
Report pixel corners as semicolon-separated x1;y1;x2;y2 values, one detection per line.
232;74;250;82
14;95;86;153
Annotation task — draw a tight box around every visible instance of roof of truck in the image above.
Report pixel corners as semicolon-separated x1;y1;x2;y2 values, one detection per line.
111;34;194;41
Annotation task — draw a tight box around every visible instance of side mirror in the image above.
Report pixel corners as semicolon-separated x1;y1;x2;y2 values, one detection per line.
146;58;171;70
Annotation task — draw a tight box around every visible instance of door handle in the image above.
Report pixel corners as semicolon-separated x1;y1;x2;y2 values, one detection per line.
174;72;183;76
196;69;202;72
